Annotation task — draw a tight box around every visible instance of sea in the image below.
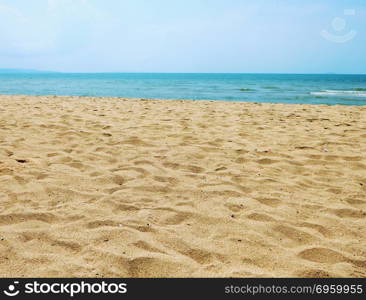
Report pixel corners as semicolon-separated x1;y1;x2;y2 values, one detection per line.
0;73;366;106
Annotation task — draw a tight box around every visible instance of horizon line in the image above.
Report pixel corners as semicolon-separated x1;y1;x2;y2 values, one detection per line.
1;69;366;76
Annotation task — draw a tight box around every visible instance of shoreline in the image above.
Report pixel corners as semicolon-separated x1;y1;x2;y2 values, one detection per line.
0;95;365;277
1;94;366;108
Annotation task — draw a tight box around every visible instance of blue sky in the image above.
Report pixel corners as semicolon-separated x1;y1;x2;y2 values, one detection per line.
0;0;365;73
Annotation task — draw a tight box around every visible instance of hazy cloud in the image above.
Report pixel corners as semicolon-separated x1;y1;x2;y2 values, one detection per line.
0;0;365;73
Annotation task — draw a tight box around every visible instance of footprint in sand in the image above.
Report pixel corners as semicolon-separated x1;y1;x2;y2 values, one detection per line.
247;213;276;222
254;197;282;207
274;225;316;244
329;208;366;219
256;158;278;165
298;247;366;268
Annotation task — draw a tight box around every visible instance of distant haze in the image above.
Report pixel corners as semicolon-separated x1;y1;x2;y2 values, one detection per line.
0;0;365;74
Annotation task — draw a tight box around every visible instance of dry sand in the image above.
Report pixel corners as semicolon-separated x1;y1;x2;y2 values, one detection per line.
0;95;365;277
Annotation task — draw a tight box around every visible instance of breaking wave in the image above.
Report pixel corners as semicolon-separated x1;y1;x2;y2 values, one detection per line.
310;90;366;98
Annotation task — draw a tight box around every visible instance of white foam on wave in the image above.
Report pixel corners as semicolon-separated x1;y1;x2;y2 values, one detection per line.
311;90;366;97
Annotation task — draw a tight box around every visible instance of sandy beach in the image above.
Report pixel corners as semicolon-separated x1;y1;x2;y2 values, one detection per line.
0;94;365;277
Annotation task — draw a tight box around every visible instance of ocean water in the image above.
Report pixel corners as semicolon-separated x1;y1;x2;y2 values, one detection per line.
0;73;366;106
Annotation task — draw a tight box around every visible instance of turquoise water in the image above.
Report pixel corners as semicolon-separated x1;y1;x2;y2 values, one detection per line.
0;73;366;106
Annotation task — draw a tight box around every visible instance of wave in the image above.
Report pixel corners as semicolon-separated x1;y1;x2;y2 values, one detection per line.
262;86;280;90
239;88;256;92
310;90;366;98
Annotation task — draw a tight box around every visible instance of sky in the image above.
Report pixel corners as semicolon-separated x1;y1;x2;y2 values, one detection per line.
0;0;365;73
